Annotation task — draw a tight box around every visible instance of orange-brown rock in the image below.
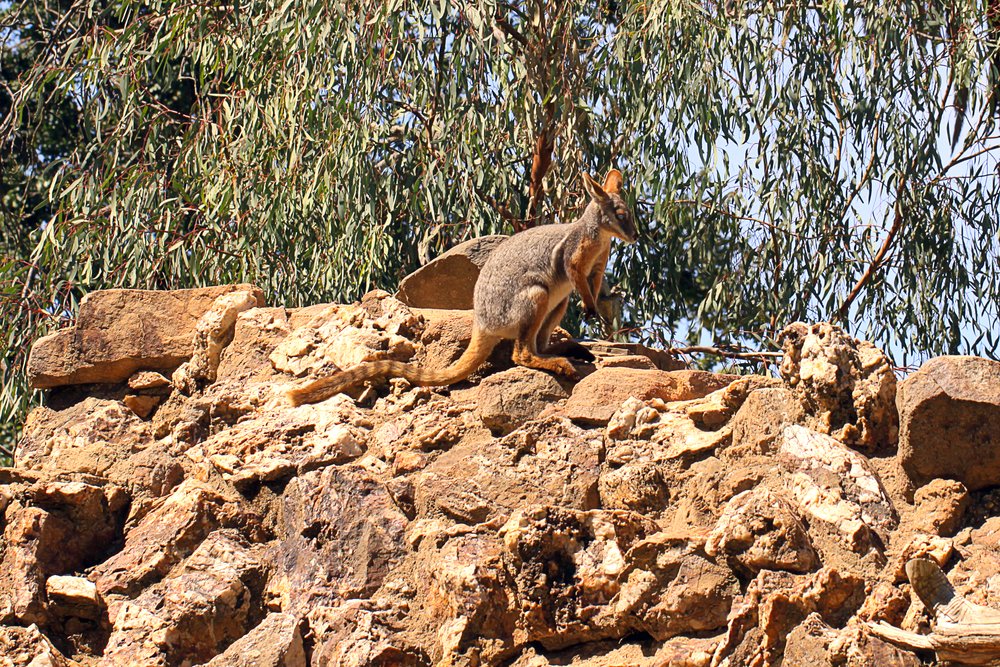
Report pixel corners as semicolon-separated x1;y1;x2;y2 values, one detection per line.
10;287;957;666
897;355;1000;490
1;480;125;625
16;399;155;476
0;624;80;667
396;235;508;309
27;284;263;389
779;321;898;450
914;479;969;536
729;386;806;454
713;568;866;665
598;461;669;513
413;417;602;524
779;425;897;553
89;480;245;597
563;368;738;425
783;614;921;667
100;530;264;667
453;366;569;435
706;487;818;574
266;466;408;614
202;612;306;667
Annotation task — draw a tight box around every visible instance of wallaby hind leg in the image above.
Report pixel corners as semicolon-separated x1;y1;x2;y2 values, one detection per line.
512;288;578;378
535;296;595;362
536;296;569;352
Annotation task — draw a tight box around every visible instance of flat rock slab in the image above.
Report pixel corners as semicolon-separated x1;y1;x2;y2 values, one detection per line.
396;235;508;309
563;368;738;425
202;612;305;667
897;355;1000;490
28;284;264;389
581;341;686;371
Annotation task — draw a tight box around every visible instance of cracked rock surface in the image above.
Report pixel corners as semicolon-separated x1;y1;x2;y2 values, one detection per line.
6;286;1000;666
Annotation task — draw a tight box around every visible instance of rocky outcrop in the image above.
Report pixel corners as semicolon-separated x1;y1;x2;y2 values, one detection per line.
7;287;1000;666
779;321;898;451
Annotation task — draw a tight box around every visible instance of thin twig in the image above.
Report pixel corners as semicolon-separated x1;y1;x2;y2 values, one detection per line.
667;345;783;361
670;198;817;239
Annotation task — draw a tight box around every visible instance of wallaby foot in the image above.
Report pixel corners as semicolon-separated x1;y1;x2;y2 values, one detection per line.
513;344;579;380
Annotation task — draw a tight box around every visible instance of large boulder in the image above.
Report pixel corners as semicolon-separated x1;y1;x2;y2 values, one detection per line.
897;355;1000;490
270;290;421;380
729;387;806;454
195;402;367;491
396;235;508;309
27;285;264;389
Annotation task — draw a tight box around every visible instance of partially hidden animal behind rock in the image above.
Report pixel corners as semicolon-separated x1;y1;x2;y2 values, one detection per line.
286;169;638;406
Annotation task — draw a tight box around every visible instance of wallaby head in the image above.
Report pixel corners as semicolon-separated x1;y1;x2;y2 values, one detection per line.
581;169;638;244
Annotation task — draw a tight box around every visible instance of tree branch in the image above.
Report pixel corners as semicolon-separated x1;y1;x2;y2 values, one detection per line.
526;101;556;227
836;177;906;322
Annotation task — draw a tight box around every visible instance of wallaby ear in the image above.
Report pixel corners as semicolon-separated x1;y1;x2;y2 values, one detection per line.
603;169;623;194
581;172;609;202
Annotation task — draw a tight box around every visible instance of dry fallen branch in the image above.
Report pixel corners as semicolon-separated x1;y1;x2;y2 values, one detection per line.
666;345;783;363
868;558;1000;665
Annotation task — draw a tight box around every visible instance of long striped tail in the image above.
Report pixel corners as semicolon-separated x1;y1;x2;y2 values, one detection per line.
285;325;500;406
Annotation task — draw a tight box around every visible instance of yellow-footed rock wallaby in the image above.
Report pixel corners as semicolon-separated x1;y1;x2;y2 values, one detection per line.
287;169;637;406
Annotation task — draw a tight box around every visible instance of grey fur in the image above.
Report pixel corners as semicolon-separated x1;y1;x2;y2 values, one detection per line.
286;171;636;405
474;190;636;341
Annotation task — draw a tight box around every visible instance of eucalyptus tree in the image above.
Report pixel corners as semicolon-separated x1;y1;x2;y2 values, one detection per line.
2;0;999;450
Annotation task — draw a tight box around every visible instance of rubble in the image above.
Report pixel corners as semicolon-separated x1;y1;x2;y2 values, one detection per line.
6;286;998;665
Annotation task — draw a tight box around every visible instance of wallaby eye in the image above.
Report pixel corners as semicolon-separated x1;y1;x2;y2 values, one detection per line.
615;209;628;221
